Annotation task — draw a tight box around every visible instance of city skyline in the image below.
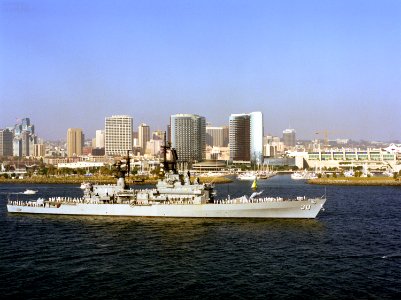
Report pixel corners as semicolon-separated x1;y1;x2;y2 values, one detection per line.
1;0;400;141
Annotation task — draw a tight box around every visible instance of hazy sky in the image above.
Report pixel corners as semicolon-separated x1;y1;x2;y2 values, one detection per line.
1;0;400;141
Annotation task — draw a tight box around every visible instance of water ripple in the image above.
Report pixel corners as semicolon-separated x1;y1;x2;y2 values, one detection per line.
1;177;401;299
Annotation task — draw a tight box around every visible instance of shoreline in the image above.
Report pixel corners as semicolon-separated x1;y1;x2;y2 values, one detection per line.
308;177;401;186
0;176;233;185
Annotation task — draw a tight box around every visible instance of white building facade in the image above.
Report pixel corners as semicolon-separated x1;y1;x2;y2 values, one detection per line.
138;123;150;154
95;130;105;148
105;115;133;156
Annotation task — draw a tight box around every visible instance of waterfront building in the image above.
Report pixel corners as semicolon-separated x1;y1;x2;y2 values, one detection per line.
205;146;230;161
288;148;398;170
229;114;250;161
170;114;206;165
250;112;264;164
0;129;13;156
283;128;296;148
192;159;227;171
105;115;133;156
138;123;150;154
67;128;84;157
229;112;263;164
384;144;401;154
206;126;224;147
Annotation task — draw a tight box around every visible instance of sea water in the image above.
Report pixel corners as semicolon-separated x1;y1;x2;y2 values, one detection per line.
0;175;400;299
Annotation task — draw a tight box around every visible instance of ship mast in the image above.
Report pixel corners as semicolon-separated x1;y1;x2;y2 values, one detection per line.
161;132;178;174
113;150;131;189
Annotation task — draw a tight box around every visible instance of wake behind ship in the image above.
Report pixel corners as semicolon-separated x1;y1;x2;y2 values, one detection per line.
7;143;326;219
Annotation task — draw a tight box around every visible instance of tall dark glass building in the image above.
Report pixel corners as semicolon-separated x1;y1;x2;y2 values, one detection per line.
229;112;263;164
0;129;13;156
283;129;296;148
170;114;206;165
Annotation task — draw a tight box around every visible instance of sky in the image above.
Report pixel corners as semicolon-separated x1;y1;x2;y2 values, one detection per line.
1;0;400;141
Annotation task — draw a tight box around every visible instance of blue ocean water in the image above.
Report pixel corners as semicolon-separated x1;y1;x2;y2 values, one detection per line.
0;175;400;299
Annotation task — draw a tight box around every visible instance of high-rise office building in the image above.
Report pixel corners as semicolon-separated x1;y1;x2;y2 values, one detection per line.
206;126;224;147
21;131;31;157
33;144;45;157
146;139;163;156
229;114;250;161
132;131;139;147
250;112;264;163
167;125;171;144
283;129;296;148
138;123;150;154
12;118;37;157
67;128;84;157
95;130;105;148
222;126;229;147
229;112;264;163
0;129;13;156
105;115;133;156
171;114;206;164
13;138;22;157
29;134;37;157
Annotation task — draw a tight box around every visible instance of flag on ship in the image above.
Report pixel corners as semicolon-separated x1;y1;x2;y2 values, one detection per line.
251;178;257;189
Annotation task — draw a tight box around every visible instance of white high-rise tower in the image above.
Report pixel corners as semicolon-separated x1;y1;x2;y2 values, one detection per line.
105;115;133;156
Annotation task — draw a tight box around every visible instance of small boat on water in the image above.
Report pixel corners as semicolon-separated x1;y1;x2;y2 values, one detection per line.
80;183;91;189
291;172;305;180
291;171;318;180
237;172;257;180
23;189;38;195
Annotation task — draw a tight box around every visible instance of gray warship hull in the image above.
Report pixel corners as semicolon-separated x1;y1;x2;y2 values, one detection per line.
7;196;325;218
